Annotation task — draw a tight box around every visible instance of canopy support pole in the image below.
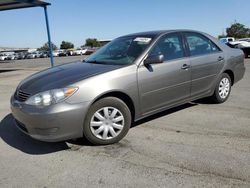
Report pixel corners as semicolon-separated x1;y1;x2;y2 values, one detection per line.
43;5;54;67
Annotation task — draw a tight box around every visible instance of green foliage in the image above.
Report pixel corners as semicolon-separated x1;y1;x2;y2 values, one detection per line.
226;23;250;39
84;38;101;47
38;42;58;51
218;34;227;39
60;41;74;49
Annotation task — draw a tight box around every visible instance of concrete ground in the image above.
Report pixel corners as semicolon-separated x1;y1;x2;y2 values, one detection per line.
0;57;250;188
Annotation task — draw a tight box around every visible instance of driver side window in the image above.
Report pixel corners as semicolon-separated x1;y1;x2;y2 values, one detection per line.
149;33;185;61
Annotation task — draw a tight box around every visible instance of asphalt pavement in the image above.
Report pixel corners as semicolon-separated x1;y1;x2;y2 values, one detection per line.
0;57;250;188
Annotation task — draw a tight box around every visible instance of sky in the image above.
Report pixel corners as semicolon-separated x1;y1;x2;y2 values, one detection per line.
0;0;249;48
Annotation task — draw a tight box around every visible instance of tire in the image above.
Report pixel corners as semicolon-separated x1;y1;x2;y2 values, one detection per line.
83;97;131;145
211;73;232;103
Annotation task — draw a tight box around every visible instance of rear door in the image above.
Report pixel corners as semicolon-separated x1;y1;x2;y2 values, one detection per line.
137;33;191;115
183;32;224;97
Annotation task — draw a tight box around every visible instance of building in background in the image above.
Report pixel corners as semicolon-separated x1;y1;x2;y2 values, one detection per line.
0;47;37;53
98;39;112;46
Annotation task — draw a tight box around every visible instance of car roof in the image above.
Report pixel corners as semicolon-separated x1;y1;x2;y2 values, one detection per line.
121;29;203;38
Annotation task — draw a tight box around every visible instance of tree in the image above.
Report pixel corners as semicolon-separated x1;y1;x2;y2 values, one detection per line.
226;22;250;39
60;41;74;49
84;38;101;48
218;34;227;39
38;42;57;51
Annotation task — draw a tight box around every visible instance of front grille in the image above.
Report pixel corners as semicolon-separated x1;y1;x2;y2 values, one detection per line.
15;90;31;102
15;119;28;133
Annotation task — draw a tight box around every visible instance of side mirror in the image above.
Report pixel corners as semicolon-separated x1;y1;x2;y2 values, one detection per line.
144;54;164;65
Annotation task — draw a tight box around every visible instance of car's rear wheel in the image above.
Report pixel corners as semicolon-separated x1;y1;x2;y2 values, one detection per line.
211;73;232;103
83;97;131;145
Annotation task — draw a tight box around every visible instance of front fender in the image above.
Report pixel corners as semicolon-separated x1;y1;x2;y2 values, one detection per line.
66;64;140;118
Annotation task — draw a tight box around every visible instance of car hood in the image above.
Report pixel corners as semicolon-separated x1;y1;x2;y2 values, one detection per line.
18;61;122;94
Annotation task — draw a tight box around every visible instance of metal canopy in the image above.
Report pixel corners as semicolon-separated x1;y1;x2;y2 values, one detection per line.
0;0;50;11
0;0;54;67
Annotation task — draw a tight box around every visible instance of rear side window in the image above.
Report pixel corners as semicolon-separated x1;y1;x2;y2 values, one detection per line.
149;33;185;61
185;33;221;56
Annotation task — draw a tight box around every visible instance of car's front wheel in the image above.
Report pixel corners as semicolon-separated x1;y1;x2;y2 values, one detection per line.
211;73;232;103
83;97;131;145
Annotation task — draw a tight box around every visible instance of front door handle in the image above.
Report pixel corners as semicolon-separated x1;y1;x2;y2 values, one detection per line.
217;56;224;61
181;64;190;70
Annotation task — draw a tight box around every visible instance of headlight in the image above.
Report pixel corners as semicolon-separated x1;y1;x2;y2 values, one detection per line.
25;87;78;106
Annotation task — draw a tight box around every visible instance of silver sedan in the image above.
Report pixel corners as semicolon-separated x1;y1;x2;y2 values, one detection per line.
11;30;245;145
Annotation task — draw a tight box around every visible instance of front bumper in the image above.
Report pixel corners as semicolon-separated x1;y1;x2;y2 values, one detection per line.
10;95;90;142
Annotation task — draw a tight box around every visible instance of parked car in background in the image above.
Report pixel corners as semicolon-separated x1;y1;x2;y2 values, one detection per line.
52;50;61;57
226;38;250;58
236;38;250;58
26;53;35;59
26;51;40;59
227;40;243;48
0;53;8;61
66;48;75;56
15;52;27;60
58;50;68;57
85;47;96;55
0;52;14;60
6;53;16;60
238;38;250;42
11;30;245;145
39;51;49;58
74;48;87;55
220;37;235;44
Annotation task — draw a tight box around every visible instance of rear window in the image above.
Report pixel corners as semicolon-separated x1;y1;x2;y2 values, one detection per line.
185;33;221;56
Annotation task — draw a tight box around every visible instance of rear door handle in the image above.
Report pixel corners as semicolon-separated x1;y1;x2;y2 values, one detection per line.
217;56;224;61
181;64;190;70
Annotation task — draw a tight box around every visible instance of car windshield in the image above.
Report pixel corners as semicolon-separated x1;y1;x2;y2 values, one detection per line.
85;36;153;65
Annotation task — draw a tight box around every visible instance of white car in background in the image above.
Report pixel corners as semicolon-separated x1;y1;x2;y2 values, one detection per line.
6;53;16;60
74;48;87;55
26;51;40;59
220;37;235;44
228;38;250;58
0;53;8;61
237;38;250;47
52;50;63;57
